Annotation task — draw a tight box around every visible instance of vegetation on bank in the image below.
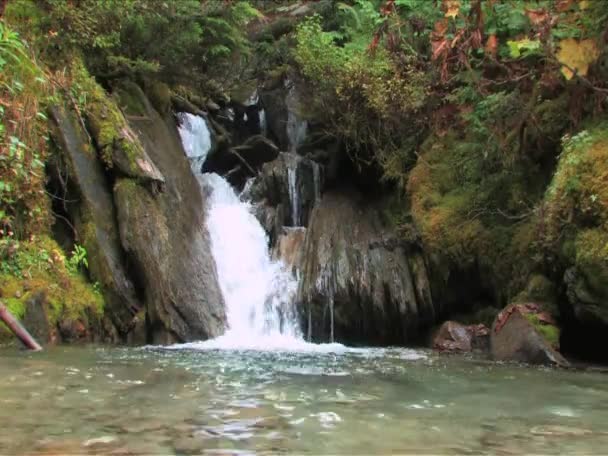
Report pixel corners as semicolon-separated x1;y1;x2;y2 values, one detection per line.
291;0;608;321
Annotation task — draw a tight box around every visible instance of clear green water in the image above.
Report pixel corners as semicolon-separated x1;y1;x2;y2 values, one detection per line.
1;346;607;455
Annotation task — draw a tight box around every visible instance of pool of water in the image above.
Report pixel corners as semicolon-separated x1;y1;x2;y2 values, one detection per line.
1;345;607;454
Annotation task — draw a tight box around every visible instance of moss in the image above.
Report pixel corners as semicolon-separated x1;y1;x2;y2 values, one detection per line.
407;132;542;298
0;236;104;340
4;297;26;319
143;80;171;115
543;121;608;314
524;313;560;348
70;60;150;176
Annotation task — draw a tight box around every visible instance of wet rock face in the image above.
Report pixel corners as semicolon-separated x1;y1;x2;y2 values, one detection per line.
432;321;489;352
115;86;226;343
22;291;55;345
272;227;307;275
249;152;321;231
298;190;437;345
203;134;279;187
491;303;568;366
260;78;307;153
565;267;608;327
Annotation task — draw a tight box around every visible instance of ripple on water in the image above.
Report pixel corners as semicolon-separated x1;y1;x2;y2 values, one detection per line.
2;346;608;455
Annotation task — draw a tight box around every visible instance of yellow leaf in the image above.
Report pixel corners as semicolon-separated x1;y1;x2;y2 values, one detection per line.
557;38;600;80
444;0;460;18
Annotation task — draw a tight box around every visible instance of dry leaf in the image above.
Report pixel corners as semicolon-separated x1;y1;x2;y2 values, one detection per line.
485;34;498;57
526;8;549;25
557;38;600;79
444;0;460;19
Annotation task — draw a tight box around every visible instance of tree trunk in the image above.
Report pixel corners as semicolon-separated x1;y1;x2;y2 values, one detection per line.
0;0;8;18
0;301;42;351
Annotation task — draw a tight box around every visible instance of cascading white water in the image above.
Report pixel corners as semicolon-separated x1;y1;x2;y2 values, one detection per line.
177;113;319;350
287;165;300;226
177;113;212;173
197;172;304;348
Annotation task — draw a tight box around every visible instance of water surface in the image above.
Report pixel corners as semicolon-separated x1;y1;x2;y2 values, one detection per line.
1;346;608;454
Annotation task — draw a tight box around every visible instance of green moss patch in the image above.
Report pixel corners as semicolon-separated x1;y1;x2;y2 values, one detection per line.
524;312;560;349
0;236;104;342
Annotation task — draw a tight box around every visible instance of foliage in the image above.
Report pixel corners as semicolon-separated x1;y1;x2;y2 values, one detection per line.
21;0;262;89
294;11;430;174
0;20;53;239
67;244;88;274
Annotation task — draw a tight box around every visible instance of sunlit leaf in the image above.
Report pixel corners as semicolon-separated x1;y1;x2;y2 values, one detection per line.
507;38;541;58
444;0;460;19
557;38;600;79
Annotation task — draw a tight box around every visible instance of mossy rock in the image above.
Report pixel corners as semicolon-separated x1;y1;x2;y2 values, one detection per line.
0;236;105;344
544;121;608;325
491;303;567;366
70;61;164;184
407;132;542;299
142;79;172;116
513;274;559;316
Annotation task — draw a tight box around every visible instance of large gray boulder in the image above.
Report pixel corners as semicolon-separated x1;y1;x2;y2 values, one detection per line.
491;303;568;366
298;190;436;345
114;83;226;343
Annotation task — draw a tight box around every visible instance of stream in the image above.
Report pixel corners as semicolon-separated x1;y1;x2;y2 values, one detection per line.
1;346;608;454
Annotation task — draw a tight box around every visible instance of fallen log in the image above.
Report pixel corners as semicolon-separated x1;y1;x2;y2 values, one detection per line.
0;301;42;351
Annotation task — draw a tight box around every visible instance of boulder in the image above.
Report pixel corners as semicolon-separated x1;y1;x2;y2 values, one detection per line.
22;291;56;345
299;190;436;345
432;321;489;352
491;303;568;366
114;83;226;343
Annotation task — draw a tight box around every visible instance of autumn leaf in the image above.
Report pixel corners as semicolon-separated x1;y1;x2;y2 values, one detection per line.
485;34;498;57
525;8;549;26
555;0;575;12
557;38;600;79
444;0;460;19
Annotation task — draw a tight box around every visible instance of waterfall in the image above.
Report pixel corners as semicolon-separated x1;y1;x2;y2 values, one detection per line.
177;113;313;350
287;165;300;226
198;172;303;348
177;113;212;173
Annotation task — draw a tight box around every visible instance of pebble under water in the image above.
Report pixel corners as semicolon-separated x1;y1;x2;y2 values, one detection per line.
1;346;608;455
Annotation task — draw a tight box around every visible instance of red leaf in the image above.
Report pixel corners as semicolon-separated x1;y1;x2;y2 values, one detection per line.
485;34;498;57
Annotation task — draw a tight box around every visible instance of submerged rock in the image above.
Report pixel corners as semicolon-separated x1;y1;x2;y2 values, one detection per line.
114;83;226;343
491;303;568;366
299;190;436;345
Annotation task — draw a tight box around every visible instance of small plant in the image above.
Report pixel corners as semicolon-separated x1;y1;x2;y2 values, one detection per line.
67;244;88;274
